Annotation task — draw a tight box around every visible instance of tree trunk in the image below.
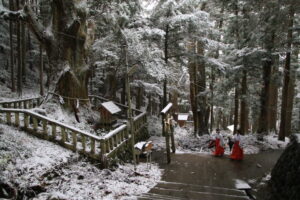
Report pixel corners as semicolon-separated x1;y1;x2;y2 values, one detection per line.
9;0;15;92
188;42;198;135
279;2;295;141
121;78;126;105
16;0;22;96
233;87;239;133
197;41;208;135
240;69;248;135
1;1;95;107
21;0;26;83
210;69;214;133
39;45;44;96
268;58;279;133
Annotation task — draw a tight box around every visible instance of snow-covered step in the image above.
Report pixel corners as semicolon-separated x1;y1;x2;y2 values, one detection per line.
139;193;187;200
139;181;250;200
156;181;246;197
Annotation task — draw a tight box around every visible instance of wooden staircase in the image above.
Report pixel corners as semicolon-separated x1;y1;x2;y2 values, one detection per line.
0;95;147;167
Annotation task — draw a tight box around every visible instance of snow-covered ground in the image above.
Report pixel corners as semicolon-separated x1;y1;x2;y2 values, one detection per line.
149;125;289;155
0;124;162;199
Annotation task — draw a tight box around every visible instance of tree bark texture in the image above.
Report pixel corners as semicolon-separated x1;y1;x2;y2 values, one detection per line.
197;42;208;135
233;87;239;133
188;42;198;135
1;0;95;106
240;69;248;135
9;0;15;92
279;2;295;141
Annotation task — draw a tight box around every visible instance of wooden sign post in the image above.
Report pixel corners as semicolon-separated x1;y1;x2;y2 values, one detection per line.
161;103;173;164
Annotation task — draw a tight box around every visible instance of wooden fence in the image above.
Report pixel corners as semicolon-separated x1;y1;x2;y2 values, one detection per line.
0;96;148;166
0;96;43;109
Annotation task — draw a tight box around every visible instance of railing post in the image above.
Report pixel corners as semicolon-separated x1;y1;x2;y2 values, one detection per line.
33;117;38;131
91;138;95;154
13;102;17;108
24;101;27;109
100;139;107;167
61;127;66;144
52;124;56;139
42;120;48;138
72;132;77;151
106;140;110;153
15;112;20;127
24;113;29;129
82;135;86;152
6;112;11;125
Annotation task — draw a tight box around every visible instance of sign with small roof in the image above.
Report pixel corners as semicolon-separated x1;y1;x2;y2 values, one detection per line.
101;101;121;114
98;101;122;129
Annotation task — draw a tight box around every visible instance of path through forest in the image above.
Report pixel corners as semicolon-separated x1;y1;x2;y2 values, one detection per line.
139;150;283;200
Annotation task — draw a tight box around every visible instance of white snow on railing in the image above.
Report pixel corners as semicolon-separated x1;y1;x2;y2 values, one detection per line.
0;108;101;141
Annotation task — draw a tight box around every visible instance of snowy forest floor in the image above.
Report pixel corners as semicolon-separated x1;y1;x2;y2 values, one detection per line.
0;124;162;200
148;116;289;155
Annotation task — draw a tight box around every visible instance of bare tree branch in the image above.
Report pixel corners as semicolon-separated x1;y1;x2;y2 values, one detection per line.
0;4;52;46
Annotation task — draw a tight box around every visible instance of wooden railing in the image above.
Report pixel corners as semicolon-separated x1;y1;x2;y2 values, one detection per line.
0;108;103;161
0;96;43;109
101;124;130;157
0;95;148;167
133;112;147;134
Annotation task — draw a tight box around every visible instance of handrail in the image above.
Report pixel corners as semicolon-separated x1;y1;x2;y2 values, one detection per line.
0;96;42;104
103;124;127;140
0;96;43;109
0;108;103;162
0;108;101;140
0;95;148;167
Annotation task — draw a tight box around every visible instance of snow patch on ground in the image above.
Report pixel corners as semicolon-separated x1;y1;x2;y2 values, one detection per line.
149;125;289;155
0;124;162;199
0;124;77;189
35;162;162;200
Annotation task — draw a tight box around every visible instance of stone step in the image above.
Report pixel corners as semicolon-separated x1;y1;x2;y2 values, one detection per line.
150;187;250;200
155;181;246;197
139;193;187;200
139;181;250;200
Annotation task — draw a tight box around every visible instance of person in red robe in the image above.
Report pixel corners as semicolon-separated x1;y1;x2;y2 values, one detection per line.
230;130;244;160
213;129;225;157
